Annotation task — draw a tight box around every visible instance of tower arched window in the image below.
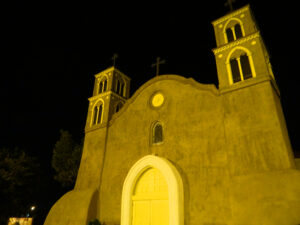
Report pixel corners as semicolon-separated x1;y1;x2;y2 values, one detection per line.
97;104;103;124
98;78;108;94
120;83;125;96
230;58;241;83
116;80;120;94
116;79;125;96
99;82;103;94
234;24;243;39
92;106;98;125
226;28;234;42
240;54;252;79
229;53;253;83
92;102;103;126
103;79;107;92
152;122;163;144
225;21;244;43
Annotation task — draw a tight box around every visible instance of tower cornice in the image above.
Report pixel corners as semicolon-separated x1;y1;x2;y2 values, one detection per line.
95;66;131;81
88;91;127;102
212;31;260;54
211;4;250;26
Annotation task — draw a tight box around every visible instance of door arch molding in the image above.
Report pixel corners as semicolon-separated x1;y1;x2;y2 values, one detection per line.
121;155;184;225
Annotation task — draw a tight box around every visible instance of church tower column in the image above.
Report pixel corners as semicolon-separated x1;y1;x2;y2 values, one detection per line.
212;5;277;93
211;5;295;174
85;66;131;132
75;66;131;190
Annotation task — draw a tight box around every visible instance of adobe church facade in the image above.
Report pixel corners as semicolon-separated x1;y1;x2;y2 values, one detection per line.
44;5;300;225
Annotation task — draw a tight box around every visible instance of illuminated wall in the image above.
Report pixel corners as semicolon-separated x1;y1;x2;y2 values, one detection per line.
44;5;300;225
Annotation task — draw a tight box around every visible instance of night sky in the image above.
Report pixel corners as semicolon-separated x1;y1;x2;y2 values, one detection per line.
1;0;299;221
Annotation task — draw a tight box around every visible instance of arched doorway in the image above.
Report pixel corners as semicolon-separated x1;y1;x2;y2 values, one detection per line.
132;167;169;225
121;155;184;225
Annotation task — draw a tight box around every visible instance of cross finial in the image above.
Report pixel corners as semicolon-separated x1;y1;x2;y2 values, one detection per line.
111;53;119;67
151;57;166;76
224;0;236;11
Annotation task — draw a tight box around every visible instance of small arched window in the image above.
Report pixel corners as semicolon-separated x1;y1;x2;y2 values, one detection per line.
103;79;107;92
229;53;253;83
92;102;103;126
116;79;125;96
225;22;244;43
230;58;241;83
234;24;243;39
153;122;163;144
226;28;234;42
97;104;103;124
240;54;252;80
120;83;125;96
98;78;108;94
116;80;120;94
99;82;103;94
92;106;98;125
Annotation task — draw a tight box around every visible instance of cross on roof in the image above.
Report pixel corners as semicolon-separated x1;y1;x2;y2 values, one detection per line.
111;53;119;67
151;57;166;76
224;0;236;11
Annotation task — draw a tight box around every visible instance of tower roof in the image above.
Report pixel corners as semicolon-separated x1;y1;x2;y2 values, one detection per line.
211;4;250;26
94;66;131;81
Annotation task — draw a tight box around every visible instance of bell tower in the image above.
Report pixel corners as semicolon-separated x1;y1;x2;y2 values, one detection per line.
85;66;131;132
212;5;277;93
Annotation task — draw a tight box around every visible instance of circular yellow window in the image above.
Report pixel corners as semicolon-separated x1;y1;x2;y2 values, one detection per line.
151;93;164;108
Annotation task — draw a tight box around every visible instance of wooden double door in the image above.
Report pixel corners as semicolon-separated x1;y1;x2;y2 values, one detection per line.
131;168;169;225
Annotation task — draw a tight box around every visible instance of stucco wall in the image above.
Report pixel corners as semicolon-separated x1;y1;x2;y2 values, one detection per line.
223;81;294;176
95;75;296;225
230;169;300;225
99;76;229;225
44;189;98;225
75;127;108;190
44;75;300;225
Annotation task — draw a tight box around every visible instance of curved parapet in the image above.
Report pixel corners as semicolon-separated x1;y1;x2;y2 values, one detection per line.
44;189;98;225
109;74;219;125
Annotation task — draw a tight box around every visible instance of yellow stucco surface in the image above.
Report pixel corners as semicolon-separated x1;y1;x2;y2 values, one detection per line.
44;189;98;225
45;75;300;225
231;170;300;225
44;5;300;225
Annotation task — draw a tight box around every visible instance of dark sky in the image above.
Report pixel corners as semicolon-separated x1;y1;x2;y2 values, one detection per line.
1;1;299;175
